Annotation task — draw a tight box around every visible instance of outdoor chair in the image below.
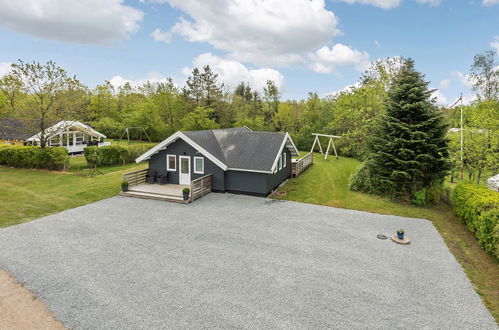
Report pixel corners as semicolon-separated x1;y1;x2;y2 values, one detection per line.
146;169;157;184
157;173;168;185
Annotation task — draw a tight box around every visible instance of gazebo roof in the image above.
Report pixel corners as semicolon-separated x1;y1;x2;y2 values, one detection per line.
26;121;106;141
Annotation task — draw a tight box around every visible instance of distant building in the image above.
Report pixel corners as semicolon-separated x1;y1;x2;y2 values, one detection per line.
26;121;110;154
0;118;35;146
487;174;499;192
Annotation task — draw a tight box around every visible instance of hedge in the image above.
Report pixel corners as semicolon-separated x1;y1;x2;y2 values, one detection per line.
453;182;499;258
0;146;68;170
84;146;128;166
124;144;156;163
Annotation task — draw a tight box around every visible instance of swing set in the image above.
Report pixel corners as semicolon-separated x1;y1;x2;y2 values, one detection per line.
310;133;341;160
116;127;152;145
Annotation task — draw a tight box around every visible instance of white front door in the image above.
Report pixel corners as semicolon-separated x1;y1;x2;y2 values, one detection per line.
179;156;191;185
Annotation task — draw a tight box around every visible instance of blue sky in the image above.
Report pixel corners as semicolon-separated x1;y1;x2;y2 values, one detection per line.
0;0;498;105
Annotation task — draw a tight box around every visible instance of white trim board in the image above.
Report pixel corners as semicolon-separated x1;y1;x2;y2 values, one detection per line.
270;133;299;172
135;131;228;171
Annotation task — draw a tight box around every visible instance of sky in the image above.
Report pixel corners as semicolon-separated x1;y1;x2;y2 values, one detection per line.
0;0;498;106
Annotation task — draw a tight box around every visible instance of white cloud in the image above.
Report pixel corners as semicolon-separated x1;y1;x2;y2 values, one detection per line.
431;89;447;106
374;40;381;48
0;0;143;44
462;93;478;105
451;71;475;88
109;72;173;89
416;0;442;6
325;81;361;98
151;28;171;43
182;53;284;92
336;0;401;9
0;62;13;78
491;36;499;53
439;79;451;89
310;44;370;73
483;0;499;5
150;0;340;67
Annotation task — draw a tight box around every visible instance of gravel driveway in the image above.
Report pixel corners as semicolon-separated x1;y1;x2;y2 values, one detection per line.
0;194;496;329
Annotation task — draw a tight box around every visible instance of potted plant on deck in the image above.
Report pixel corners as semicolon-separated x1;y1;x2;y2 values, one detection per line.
121;181;129;192
397;229;405;240
182;187;190;201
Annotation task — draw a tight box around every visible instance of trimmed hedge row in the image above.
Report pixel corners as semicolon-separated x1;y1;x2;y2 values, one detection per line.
84;146;128;166
84;144;155;166
0;146;68;170
453;183;499;258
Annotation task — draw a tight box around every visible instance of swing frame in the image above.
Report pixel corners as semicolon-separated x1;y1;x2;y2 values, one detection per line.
117;127;152;145
310;133;341;160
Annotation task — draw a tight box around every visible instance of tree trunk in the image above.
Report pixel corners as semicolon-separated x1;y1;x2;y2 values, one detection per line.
477;169;482;185
40;112;46;148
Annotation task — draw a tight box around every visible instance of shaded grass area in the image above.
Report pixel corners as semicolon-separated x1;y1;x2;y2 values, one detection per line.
277;153;499;322
0;163;146;228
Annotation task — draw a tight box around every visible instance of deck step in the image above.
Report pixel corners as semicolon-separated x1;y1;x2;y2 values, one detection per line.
120;191;188;203
128;188;183;199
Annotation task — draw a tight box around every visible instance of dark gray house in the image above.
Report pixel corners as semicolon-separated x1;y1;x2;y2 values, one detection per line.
135;127;299;196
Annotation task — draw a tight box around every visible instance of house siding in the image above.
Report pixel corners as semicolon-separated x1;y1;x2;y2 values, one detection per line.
148;139;225;191
225;171;268;195
147;137;291;196
266;148;291;193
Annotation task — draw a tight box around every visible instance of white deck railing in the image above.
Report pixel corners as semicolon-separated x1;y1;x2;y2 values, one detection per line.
66;141;111;153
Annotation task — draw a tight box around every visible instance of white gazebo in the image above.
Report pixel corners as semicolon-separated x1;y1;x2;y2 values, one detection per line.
26;121;110;153
487;174;499;192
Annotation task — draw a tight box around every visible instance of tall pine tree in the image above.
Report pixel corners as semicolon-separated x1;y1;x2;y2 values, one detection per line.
351;59;449;199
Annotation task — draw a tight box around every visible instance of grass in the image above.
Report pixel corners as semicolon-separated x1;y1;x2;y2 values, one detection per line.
0;163;146;228
106;139;156;147
276;153;499;322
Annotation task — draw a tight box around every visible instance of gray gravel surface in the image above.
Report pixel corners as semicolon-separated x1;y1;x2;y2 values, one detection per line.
0;194;496;329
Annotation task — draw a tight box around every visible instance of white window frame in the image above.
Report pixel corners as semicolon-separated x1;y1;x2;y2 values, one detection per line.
194;156;204;174
282;152;286;168
166;154;176;171
278;154;282;170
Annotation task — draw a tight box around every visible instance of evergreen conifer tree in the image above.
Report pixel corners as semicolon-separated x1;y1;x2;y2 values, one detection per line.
351;59;450;199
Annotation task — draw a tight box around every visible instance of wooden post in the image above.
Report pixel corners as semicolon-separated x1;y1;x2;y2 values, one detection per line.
311;133;341;160
310;135;324;154
331;138;339;159
324;137;332;160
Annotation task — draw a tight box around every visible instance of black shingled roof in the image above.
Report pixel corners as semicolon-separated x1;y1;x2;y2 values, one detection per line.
182;127;294;172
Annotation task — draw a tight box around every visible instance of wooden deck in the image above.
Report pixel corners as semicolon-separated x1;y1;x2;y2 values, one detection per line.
121;169;214;203
120;183;190;203
291;152;313;177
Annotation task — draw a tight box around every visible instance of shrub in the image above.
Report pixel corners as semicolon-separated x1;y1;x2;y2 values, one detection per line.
411;189;427;206
84;146;127;166
124;144;155;163
453;183;499;258
35;147;68;170
0;146;68;170
410;184;443;206
349;161;389;195
121;181;129;187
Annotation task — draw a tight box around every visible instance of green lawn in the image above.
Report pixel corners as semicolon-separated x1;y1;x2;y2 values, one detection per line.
0;163;146;228
276;153;499;322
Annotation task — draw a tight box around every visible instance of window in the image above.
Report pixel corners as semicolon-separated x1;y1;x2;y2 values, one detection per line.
194;157;204;174
278;154;282;170
167;154;176;171
282;152;286;168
